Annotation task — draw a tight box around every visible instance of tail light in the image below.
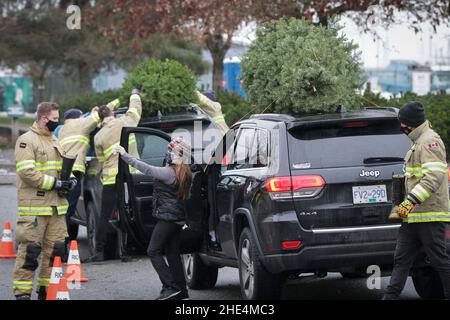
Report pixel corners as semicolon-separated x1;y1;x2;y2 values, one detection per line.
447;168;450;182
266;175;325;200
344;121;369;127
282;240;303;250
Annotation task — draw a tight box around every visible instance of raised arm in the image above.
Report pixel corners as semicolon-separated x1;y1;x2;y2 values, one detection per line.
120;151;175;185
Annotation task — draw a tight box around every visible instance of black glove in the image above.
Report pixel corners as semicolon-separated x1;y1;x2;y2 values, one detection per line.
131;88;140;95
53;178;77;197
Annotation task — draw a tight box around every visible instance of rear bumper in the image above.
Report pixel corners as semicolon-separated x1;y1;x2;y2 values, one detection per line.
261;240;398;274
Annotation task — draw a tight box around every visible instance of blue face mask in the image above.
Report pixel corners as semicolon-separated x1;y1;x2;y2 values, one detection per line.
164;151;173;165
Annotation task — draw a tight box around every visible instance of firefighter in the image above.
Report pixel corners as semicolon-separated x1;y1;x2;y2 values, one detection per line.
13;102;77;300
196;90;229;135
383;101;450;300
58;99;120;243
83;89;141;262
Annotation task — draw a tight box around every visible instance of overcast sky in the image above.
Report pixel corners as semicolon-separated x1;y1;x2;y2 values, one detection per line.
234;14;450;70
340;16;450;69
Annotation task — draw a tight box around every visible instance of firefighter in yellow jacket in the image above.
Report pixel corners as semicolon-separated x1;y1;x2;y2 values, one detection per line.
383;101;450;300
84;89;142;262
13;102;77;300
58;99;120;243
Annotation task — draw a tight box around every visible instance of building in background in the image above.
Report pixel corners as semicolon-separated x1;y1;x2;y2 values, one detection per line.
0;70;33;113
92;67;127;93
365;60;450;96
223;57;246;97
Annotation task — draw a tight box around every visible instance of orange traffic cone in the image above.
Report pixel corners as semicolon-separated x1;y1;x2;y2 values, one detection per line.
65;240;88;283
47;256;64;300
0;221;16;258
56;278;70;300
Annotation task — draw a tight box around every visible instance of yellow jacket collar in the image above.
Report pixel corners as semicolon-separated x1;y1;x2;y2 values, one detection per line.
31;121;52;137
408;120;429;142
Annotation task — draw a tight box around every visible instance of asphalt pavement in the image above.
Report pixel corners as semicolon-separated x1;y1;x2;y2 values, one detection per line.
0;184;420;300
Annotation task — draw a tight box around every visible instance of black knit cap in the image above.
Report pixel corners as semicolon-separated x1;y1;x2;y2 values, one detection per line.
398;101;426;127
64;108;83;120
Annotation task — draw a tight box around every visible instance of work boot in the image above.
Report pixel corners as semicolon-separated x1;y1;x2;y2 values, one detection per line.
82;251;105;263
37;286;47;300
15;294;31;300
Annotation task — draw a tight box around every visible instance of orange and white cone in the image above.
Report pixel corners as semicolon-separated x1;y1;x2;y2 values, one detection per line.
56;278;70;300
65;240;88;283
0;221;16;258
46;256;64;300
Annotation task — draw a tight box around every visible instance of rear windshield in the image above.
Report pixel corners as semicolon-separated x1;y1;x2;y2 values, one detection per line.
288;120;411;169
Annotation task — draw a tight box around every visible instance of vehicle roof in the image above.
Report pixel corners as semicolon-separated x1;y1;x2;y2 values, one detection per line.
115;104;214;126
140;112;211;125
238;109;399;129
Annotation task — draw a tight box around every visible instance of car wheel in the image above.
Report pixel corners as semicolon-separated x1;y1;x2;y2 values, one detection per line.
86;201;97;256
412;267;444;299
238;227;283;300
182;253;218;289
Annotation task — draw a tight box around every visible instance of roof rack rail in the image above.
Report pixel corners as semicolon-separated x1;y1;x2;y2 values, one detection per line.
364;106;399;114
249;113;296;122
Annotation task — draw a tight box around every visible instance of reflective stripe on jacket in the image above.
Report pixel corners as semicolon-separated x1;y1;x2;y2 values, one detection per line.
404;120;450;223
59;99;119;174
94;94;142;185
15;122;68;216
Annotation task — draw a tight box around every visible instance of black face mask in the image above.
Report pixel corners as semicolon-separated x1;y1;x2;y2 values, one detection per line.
46;119;59;132
400;126;413;135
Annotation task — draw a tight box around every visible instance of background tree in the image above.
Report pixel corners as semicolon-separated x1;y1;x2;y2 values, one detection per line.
257;0;449;30
94;0;258;93
0;0;208;107
96;0;449;94
241;18;365;114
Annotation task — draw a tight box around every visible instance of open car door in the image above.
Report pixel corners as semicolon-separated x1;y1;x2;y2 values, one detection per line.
117;127;172;251
117;127;207;254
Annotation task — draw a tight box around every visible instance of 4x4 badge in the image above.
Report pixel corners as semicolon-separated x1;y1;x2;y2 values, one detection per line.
359;169;380;178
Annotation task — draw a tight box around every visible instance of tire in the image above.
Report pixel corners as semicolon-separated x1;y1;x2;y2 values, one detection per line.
86;201;97;256
238;227;283;300
412;267;445;300
183;253;218;289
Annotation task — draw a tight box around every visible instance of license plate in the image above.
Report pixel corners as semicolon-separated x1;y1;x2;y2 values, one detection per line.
352;185;387;204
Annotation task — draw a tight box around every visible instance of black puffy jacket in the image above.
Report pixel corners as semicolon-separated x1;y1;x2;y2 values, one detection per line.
152;179;185;222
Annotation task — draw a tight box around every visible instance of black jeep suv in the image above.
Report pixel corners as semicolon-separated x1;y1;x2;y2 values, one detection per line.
175;108;448;300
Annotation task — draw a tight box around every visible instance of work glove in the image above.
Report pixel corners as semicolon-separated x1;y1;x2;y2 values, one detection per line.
53;178;78;197
131;88;140;95
397;199;415;218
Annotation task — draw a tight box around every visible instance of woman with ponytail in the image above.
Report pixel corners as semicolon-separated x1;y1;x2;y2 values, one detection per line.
115;137;192;300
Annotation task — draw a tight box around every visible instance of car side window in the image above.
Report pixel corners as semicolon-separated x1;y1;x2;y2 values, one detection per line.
133;133;168;167
249;129;269;168
227;128;256;171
